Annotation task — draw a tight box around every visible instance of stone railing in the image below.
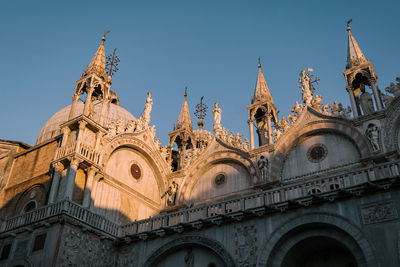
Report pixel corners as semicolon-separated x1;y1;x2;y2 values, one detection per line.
55;142;101;165
121;160;400;235
1;200;120;237
2;161;399;239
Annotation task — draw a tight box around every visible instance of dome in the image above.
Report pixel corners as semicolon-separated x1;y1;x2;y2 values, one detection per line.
35;101;135;145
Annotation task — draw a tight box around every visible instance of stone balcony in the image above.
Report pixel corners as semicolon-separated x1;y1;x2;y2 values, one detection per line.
1;160;399;240
54;141;101;166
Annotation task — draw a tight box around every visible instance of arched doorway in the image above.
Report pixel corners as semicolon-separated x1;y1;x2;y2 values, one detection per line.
265;223;368;267
143;236;235;267
282;236;357;267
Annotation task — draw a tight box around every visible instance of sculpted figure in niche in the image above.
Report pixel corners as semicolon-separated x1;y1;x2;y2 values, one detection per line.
143;91;153;125
184;248;194;267
257;155;268;181
366;124;380;152
359;84;375;115
299;70;313;105
213;102;222;132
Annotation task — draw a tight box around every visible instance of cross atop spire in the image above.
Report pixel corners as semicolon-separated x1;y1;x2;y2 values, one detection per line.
253;57;274;105
81;31;109;79
176;87;193;130
346;21;367;69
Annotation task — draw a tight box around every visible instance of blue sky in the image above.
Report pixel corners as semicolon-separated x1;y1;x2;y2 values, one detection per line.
1;0;399;146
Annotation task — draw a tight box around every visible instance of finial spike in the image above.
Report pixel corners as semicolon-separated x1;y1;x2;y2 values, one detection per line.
102;30;110;42
346;19;352;31
258;57;261;68
184;86;188;97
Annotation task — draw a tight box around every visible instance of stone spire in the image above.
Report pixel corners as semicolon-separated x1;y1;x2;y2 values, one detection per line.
81;31;109;79
253;57;274;104
346;23;367;70
247;58;279;148
176;87;193;130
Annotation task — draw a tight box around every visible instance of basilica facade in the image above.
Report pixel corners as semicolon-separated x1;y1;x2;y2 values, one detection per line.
0;23;400;267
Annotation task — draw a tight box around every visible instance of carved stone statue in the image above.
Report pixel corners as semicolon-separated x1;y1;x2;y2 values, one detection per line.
321;103;331;114
143;92;153;125
299;70;313;105
287;114;297;125
125;120;136;133
184;248;194;267
257;156;268;181
366;124;380;152
311;95;323;110
331;101;342;116
385;80;400;97
213;102;222;132
359;84;375;115
161;181;179;206
291;101;304;115
115;118;125;135
341;106;352;119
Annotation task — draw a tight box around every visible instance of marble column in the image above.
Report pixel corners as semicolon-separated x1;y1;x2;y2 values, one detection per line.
68;94;80;120
99;99;109;125
61;127;71;147
83;87;94;116
75;121;87;153
346;86;359;118
48;162;64;204
248;119;254;150
267;114;272;144
64;157;80;200
369;78;383;110
82;166;97;208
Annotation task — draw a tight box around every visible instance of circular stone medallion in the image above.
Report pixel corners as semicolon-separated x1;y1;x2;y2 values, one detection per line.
130;163;142;179
214;173;226;186
307;143;328;163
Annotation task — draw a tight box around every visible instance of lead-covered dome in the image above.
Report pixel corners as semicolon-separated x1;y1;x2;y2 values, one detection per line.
35;101;135;145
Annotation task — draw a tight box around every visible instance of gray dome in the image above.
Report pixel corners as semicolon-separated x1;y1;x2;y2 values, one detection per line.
35;101;135;145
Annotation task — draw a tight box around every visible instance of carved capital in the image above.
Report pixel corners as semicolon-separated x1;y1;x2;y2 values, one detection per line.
78;120;87;130
69;157;81;170
87;166;99;177
247;119;254;125
52;162;64;172
72;94;80;101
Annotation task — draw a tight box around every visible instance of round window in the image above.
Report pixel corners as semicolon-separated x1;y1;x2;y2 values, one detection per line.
215;173;226;186
130;163;142;179
307;143;328;163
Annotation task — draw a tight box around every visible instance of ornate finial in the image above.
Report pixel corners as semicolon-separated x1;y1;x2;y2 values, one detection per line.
106;48;120;78
346;19;352;31
258;57;261;69
194;96;208;129
184;86;188;97
102;30;110;42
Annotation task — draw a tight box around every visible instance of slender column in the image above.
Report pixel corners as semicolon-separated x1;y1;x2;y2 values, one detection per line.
48;162;64;204
82;166;97;208
99;99;109;125
68;94;80;120
94;132;103;150
369;78;383;110
75;121;87;153
267;115;272;144
248;119;255;150
61;127;71;147
64;157;81;200
83;87;94;116
346;86;359;118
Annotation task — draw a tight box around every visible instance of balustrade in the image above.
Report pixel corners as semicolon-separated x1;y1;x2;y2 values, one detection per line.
55;142;101;165
2;161;399;237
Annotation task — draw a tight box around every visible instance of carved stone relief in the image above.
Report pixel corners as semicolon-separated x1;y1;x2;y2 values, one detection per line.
234;225;257;267
360;201;398;224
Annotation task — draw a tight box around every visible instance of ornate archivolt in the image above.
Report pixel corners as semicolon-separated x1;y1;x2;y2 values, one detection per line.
270;119;371;182
383;95;400;152
101;135;169;195
178;149;257;204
